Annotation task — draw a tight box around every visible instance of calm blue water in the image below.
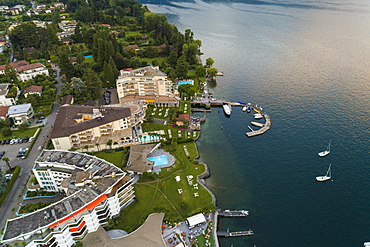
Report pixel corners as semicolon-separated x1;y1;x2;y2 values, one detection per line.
179;80;194;85
141;0;370;246
148;155;169;166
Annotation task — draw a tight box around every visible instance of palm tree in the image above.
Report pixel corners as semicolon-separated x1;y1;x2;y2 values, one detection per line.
84;145;89;152
143;135;147;143
107;139;112;149
95;143;100;151
2;157;12;171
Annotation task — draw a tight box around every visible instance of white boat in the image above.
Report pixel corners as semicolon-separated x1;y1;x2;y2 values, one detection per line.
318;140;331;157
316;164;331;182
242;105;248;112
223;103;232;115
251;121;264;127
254;113;263;119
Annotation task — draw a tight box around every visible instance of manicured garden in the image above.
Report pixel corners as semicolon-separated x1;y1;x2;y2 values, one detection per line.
89;148;129;169
108;141;215;233
0;127;39;140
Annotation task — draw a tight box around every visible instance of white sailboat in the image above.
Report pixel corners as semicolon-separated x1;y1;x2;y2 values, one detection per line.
316;164;331;182
318;140;331;157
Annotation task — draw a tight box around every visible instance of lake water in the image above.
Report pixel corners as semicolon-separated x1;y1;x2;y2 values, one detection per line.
140;0;370;246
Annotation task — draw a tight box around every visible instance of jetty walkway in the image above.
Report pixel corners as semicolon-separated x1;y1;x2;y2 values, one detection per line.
217;230;254;237
246;113;271;137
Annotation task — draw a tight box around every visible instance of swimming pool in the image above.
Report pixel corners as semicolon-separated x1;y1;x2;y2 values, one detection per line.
138;134;159;143
84;55;93;58
178;80;194;86
147;155;168;166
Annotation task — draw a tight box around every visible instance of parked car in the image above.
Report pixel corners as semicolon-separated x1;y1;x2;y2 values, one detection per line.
5;139;10;144
0;140;5;145
5;174;12;180
39;116;45;120
28;137;34;143
36;120;43;124
10;139;16;145
0;151;5;158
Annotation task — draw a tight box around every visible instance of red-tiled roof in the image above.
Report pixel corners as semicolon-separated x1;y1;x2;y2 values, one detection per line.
23;85;43;94
0;106;9;117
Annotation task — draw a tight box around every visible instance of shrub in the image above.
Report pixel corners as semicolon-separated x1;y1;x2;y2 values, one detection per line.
2;127;12;136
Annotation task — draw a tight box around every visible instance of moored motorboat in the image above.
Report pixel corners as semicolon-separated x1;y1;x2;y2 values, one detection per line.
246;107;251;113
223;103;232;115
242;105;248;112
254;113;263;119
251;122;264;127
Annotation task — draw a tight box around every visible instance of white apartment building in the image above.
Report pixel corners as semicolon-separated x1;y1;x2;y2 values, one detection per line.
0;83;18;106
0;60;49;82
1;150;135;247
116;66;173;99
7;103;34;126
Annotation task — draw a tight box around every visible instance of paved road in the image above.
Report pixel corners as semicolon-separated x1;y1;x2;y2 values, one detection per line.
0;67;61;230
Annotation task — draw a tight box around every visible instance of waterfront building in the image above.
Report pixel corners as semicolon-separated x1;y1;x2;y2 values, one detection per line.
50;105;144;150
116;66;174;99
1;150;135;247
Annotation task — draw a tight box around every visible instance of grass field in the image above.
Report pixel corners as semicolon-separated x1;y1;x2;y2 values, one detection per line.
89;149;129;169
0;127;39;140
109;141;214;233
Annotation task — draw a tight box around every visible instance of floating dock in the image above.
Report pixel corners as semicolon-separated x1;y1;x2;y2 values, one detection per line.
217;230;254;237
246;114;271;137
218;210;249;217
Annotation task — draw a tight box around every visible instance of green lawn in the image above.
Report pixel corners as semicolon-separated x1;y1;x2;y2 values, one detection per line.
89;149;129;169
0;127;39;140
142;122;199;141
140;56;167;65
110;142;214;233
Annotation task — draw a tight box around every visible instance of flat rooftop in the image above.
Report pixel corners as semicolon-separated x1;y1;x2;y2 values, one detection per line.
3;150;132;241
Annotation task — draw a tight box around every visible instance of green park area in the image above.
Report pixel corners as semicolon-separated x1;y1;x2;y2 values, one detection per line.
104;140;214;233
0;127;39;140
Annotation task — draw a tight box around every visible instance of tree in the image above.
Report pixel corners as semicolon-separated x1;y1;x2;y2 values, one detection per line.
58;51;76;79
3;65;19;85
82;68;102;100
195;65;206;78
107;139;113;149
71;77;86;96
84;145;89;152
176;55;189;78
2;128;12;137
95;143;100;151
207;67;218;79
2;157;12;171
206;57;214;68
102;61;115;86
76;53;85;64
18;123;29;132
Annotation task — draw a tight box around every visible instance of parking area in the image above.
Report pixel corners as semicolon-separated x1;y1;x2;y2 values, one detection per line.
0;138;33;173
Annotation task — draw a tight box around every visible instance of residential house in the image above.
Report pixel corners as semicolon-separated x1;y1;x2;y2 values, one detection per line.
23;85;42;98
116;66;173;99
122;45;140;51
7;103;35;126
60;95;74;106
0;60;49;82
0;83;18;106
50;105;143;150
0;36;6;46
6;7;20;15
0;106;9;120
1;150;135;247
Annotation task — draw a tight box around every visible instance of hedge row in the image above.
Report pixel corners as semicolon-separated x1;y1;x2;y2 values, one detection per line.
0;166;21;207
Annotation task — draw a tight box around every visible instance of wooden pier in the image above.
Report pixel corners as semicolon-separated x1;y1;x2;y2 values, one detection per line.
191;108;212;112
217;230;254;237
246;114;271;137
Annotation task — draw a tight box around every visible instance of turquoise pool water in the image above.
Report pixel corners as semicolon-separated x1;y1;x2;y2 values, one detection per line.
138;134;158;142
147;155;168;166
84;55;93;58
178;80;194;86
